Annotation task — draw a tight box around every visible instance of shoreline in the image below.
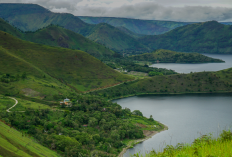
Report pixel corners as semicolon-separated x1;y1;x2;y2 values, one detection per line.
118;125;168;157
110;91;232;102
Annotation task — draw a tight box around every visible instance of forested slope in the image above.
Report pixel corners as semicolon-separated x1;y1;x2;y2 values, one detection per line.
139;21;232;54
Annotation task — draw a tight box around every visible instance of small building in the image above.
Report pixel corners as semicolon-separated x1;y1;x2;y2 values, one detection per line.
60;98;72;107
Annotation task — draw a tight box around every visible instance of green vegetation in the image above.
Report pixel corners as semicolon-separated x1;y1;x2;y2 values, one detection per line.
130;49;224;63
92;68;232;99
105;58;177;77
0;121;60;157
0;95;164;157
139;21;232;54
0;18;116;59
87;23;148;53
0;4;149;53
142;130;232;157
0;30;132;97
0;96;15;111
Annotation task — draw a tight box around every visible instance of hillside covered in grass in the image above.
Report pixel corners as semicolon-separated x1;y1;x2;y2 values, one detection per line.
139;21;232;54
0;18;116;59
144;130;232;157
129;49;224;63
87;23;148;52
0;30;132;98
0;3;149;53
92;68;232;99
0;120;60;157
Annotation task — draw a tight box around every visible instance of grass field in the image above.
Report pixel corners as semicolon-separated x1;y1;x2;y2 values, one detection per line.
0;96;15;111
10;97;51;111
143;130;232;157
0;121;60;157
0;30;132;98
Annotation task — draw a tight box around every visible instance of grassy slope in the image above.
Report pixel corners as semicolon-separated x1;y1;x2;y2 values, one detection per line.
87;23;149;52
78;16;189;35
0;4;149;53
129;49;224;63
0;121;60;157
0;31;132;96
139;21;232;54
0;18;115;58
92;68;232;99
145;131;232;157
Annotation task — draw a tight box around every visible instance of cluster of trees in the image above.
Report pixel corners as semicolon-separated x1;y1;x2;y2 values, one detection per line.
0;95;161;156
106;58;177;75
0;73;26;83
130;49;224;63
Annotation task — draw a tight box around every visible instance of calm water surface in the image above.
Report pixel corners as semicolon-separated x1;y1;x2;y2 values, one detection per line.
113;94;232;156
150;54;232;73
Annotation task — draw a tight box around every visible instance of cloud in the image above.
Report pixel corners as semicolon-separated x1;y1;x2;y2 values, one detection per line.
1;0;232;21
70;2;232;22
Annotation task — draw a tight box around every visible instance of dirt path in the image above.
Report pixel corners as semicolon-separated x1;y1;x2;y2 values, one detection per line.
6;97;18;112
84;78;137;94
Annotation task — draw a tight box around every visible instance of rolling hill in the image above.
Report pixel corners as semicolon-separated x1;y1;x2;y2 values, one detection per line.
78;16;189;35
0;120;60;157
129;49;224;63
87;23;149;52
139;21;232;54
0;30;132;98
0;18;116;58
0;3;148;53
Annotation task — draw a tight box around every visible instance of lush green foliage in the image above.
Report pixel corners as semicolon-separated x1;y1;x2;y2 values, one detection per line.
105;58;177;75
0;121;60;157
92;68;232;99
143;130;232;157
139;21;232;54
0;30;132;97
130;49;224;63
0;95;163;157
0;18;116;59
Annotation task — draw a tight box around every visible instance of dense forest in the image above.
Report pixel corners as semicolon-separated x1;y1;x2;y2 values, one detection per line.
0;95;163;156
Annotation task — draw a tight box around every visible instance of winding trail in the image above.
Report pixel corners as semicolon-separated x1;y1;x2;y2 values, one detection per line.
6;97;18;112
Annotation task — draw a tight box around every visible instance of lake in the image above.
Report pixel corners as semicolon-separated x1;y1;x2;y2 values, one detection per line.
150;54;232;73
113;93;232;156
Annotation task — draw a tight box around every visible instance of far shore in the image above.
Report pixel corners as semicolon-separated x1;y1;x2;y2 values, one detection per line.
118;124;168;157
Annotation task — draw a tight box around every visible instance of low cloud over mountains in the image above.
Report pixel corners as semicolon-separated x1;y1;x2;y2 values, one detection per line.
1;0;232;22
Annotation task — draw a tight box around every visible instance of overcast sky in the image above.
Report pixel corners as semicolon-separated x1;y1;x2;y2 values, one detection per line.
1;0;232;22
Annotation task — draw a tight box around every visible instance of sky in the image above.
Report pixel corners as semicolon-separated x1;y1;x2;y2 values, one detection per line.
1;0;232;22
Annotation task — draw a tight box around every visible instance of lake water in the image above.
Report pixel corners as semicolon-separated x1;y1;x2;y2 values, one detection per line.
150;54;232;73
113;93;232;156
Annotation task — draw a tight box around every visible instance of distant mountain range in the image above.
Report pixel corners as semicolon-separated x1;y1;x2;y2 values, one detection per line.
0;3;148;53
1;3;232;54
139;21;232;54
0;18;116;58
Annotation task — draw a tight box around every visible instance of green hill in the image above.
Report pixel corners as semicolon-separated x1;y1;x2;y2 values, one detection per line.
87;23;149;52
129;49;224;63
0;3;148;53
139;21;232;54
78;16;189;35
0;30;132;98
92;68;232;99
0;120;60;157
0;18;116;58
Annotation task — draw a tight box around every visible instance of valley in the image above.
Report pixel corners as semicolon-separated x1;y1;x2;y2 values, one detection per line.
0;2;232;157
